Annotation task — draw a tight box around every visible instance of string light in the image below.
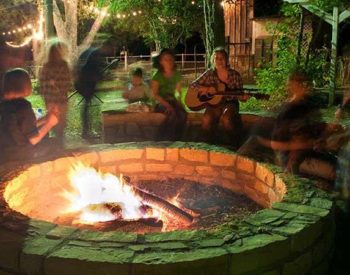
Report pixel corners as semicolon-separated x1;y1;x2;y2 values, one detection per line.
4;11;44;48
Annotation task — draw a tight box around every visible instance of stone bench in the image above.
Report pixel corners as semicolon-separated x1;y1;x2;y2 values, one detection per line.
102;110;275;143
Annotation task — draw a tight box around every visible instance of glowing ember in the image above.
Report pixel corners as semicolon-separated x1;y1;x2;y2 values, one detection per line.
62;163;160;224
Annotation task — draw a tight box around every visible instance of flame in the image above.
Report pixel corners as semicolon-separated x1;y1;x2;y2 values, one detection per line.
62;163;160;224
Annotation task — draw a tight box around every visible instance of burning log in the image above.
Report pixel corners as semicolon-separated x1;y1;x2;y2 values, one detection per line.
123;176;194;225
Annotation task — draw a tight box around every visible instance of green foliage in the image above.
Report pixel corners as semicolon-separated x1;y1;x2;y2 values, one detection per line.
309;0;350;11
254;3;332;110
105;0;203;50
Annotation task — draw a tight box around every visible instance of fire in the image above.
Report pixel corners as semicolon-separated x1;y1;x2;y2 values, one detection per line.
62;163;160;224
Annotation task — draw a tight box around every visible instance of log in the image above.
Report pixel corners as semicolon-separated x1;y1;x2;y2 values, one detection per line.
123;176;194;225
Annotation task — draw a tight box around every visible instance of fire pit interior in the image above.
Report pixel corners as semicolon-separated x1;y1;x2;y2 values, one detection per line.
0;142;335;275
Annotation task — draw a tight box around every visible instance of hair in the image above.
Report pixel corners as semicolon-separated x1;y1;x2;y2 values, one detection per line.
211;47;229;69
131;67;143;78
288;68;312;87
1;68;31;99
43;38;68;65
157;48;176;72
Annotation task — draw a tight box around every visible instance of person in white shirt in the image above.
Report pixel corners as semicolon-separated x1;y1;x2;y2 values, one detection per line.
123;67;150;103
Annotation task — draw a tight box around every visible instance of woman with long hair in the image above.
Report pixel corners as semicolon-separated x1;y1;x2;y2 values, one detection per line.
39;38;72;146
151;48;187;140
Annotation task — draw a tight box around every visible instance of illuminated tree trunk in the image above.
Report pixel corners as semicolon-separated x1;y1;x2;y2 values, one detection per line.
52;0;107;64
44;0;55;38
203;0;225;67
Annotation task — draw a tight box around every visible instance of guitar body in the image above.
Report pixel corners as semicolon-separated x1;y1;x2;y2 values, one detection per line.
185;86;270;111
185;87;223;111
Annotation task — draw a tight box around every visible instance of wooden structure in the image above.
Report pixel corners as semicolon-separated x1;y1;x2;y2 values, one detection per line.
223;0;254;79
284;0;350;105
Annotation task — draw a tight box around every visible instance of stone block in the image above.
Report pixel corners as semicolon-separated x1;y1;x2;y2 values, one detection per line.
309;198;333;210
0;229;24;271
256;163;275;187
173;164;195;176
73;152;99;166
145;163;173;173
228;234;290;274
254;180;270;194
44;246;132;275
165;148;179;162
209;152;236;167
245;209;285;226
221;180;242;193
75;230;138;243
272;202;329;217
46;226;77;240
221;170;236;180
146;148;165;161
119;163;144;174
274;175;287;197
99;149;144;163
99;165;117;174
20;236;64;275
236;156;255;174
27;165;41;179
54;157;77;173
40;161;54;176
236;172;256;185
195;166;220;177
282;252;312;275
179;149;208;163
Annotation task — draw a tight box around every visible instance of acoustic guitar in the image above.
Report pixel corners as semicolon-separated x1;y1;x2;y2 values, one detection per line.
185;83;270;111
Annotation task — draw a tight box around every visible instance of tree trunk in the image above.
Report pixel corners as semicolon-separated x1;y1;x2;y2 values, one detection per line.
202;0;225;68
44;0;55;38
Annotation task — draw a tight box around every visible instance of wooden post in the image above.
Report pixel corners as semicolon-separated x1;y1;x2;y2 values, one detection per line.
329;6;339;106
124;50;128;71
296;9;305;65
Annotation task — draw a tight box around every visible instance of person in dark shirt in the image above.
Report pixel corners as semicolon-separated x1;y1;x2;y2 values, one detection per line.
0;68;58;163
258;70;335;180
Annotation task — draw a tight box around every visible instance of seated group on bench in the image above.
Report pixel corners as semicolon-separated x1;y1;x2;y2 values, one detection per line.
2;42;350;202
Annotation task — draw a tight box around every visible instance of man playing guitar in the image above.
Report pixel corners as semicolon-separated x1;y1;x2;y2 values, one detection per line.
189;47;246;146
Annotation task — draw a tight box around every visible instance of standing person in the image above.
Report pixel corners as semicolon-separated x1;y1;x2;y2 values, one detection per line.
189;47;244;146
39;39;72;146
0;68;58;163
151;48;187;140
75;41;112;140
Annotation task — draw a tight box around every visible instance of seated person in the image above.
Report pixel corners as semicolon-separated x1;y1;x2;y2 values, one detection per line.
335;89;350;121
151;48;187;141
257;69;336;181
123;67;150;103
189;47;244;146
0;68;58;163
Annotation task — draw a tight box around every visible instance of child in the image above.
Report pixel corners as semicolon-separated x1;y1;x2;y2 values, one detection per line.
0;68;58;163
122;67;150;103
39;39;72;146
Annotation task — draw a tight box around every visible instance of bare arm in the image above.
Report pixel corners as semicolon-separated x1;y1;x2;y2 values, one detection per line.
257;136;314;151
150;80;172;110
28;113;58;145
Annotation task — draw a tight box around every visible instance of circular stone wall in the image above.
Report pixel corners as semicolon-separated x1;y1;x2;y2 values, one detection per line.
0;142;335;275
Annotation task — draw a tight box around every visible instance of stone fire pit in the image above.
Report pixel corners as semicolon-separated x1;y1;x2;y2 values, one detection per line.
0;142;334;275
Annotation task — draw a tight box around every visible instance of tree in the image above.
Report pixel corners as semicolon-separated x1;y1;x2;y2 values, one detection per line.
52;0;109;62
202;0;225;67
107;0;203;51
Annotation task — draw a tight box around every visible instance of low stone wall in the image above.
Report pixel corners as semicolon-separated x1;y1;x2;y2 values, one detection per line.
102;112;274;143
0;142;334;275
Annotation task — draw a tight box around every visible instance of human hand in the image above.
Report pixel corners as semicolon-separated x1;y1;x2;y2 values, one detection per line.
165;105;175;116
335;108;342;120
